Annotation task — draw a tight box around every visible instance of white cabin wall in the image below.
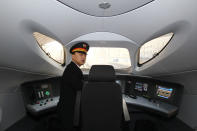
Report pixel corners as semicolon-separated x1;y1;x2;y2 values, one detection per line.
153;71;197;129
0;67;52;131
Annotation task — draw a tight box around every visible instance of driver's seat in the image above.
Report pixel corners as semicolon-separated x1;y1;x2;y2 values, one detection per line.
81;65;122;131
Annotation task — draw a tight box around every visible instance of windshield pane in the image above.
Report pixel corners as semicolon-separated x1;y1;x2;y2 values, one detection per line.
81;47;131;69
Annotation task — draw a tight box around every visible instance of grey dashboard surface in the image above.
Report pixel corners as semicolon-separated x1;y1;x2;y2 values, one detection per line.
123;94;178;117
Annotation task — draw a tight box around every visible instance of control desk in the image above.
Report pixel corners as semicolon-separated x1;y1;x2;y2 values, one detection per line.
116;75;183;118
21;77;61;115
21;75;183;117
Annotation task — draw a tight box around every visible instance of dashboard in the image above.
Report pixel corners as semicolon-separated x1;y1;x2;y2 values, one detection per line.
21;77;60;115
21;75;183;118
115;75;183;106
114;75;183;117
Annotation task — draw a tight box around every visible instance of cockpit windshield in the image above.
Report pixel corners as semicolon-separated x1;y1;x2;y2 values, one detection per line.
81;47;131;70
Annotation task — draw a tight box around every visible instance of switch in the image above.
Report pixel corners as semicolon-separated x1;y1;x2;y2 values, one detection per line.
45;91;50;96
41;91;44;98
38;92;41;98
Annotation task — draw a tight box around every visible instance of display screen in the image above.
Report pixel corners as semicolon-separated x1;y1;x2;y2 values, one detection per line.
135;82;148;92
156;85;173;99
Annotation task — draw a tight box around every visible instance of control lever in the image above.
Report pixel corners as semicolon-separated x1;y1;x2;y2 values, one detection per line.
129;94;137;99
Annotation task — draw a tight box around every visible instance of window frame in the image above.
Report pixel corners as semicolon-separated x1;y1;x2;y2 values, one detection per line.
33;32;66;66
137;33;174;66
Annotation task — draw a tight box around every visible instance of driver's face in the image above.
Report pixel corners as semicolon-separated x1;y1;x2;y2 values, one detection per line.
72;52;87;66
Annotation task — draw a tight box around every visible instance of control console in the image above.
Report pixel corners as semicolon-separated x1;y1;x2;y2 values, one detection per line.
22;75;183;118
21;77;61;116
123;95;178;117
26;96;59;115
117;75;183;118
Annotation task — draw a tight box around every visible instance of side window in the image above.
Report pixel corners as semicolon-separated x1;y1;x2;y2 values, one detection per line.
33;32;66;65
138;33;174;65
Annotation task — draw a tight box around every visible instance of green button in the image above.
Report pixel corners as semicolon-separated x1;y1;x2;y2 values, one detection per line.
45;91;50;96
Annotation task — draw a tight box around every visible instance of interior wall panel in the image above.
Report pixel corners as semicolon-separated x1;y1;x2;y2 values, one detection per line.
0;93;25;131
0;67;52;130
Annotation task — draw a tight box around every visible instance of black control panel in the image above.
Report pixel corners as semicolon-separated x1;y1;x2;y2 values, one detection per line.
21;77;61;115
117;75;183;118
123;76;183;106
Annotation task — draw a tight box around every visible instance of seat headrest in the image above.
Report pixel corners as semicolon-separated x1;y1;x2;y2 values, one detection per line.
88;65;115;82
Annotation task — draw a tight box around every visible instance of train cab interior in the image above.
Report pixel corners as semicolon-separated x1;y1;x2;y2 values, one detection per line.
0;0;197;131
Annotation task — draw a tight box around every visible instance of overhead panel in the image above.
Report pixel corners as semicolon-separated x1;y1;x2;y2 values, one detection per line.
57;0;154;17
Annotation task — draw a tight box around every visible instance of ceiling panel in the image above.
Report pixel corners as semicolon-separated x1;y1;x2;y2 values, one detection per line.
57;0;154;17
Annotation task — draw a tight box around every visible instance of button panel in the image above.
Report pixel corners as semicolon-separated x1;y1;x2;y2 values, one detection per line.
27;96;59;114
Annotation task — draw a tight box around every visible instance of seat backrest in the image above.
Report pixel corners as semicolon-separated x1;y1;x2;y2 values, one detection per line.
81;65;122;131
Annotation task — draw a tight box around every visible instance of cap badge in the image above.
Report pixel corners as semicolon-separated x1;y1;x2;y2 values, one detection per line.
83;44;87;48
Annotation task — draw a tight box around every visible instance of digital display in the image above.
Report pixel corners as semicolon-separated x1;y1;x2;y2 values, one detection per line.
135;82;148;92
156;85;173;99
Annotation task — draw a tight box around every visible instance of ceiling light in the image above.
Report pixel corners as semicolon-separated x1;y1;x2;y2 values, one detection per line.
99;2;111;9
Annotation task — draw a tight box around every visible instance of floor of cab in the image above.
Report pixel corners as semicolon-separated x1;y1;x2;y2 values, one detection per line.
6;111;194;131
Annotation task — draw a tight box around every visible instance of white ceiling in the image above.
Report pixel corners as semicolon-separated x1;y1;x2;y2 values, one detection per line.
57;0;154;17
0;0;197;76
